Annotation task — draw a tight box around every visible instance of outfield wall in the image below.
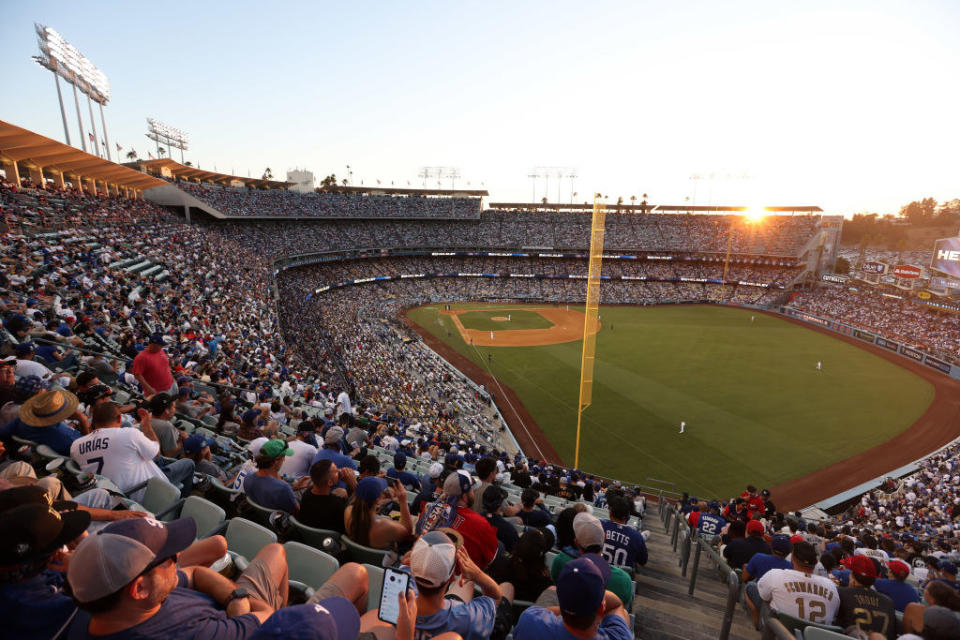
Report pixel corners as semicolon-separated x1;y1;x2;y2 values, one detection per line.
778;306;960;380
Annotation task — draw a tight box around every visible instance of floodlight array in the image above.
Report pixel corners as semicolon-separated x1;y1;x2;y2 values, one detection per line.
146;118;190;151
34;24;111;104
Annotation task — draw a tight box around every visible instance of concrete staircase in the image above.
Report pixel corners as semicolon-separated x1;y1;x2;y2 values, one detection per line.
631;503;758;640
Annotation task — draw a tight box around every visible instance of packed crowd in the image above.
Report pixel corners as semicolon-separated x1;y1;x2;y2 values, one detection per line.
788;286;960;360
2;180;959;638
681;481;960;638
181;183;483;219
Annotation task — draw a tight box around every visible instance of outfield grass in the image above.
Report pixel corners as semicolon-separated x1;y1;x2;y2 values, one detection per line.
458;309;554;331
406;303;935;498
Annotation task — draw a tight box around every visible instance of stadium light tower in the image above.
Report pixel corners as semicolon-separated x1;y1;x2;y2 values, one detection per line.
146;119;190;163
32;24;114;159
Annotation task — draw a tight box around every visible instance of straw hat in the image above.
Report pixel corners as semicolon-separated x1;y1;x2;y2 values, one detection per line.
19;390;80;427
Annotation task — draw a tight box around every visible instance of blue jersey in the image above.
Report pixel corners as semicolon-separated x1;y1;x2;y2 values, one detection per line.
601;520;648;570
698;513;726;536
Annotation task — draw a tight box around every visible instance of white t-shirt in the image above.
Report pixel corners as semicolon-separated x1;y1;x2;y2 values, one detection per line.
280;439;317;479
757;568;840;626
855;547;889;562
16;358;55;380
336;391;351;418
70;427;166;501
230;460;257;497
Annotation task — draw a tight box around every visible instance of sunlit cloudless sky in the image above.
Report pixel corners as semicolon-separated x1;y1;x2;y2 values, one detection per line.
2;1;959;215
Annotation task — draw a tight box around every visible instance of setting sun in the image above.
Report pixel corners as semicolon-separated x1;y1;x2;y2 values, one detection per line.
744;207;768;222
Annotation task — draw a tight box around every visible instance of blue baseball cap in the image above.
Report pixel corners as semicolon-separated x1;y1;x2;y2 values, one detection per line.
355;477;388;503
250;597;360;640
242;408;261;424
771;534;792;555
15;342;35;355
939;560;957;575
557;555;611;618
183;434;215;456
393;452;407;469
148;333;166;345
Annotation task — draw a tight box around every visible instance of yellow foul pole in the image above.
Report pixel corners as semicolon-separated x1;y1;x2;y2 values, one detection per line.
574;194;607;469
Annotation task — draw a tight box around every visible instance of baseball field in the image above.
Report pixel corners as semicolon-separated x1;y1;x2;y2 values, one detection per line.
405;303;940;503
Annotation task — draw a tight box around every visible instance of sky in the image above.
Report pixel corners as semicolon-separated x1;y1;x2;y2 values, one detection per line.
2;1;959;216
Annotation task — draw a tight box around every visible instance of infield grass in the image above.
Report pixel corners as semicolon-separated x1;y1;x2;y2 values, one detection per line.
406;303;935;498
458;309;554;331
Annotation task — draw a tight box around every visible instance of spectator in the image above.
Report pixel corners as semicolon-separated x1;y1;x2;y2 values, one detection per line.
902;581;960;636
874;559;920;612
0;485;92;638
299;459;356;532
418;470;498;569
723;519;771;570
344;476;412;549
0;385;89;456
513;556;631;640
756;541;840;626
361;530;509;640
131;334;176;397
491;528;555;602
0;356;16;406
182;434;229;482
481;485;519;554
743;534;794;625
148;393;186;458
279;421;318;480
835;555;897;639
312;426;357;476
386;452;421;491
71;403;193;502
600;495;648;572
244;439;309;514
517;488;552;529
550;512;634;609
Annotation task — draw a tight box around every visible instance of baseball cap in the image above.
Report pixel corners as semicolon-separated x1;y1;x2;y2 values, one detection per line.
923;606;960;637
183;433;215;456
848;555;877;580
87;383;113;401
0;355;17;367
355;477;388;503
14;375;47;398
410;530;458;588
68;517;196;603
573;512;605;549
770;534;791;556
242;408;261;424
428;462;444;479
746;520;765;536
148;333;166;345
393;452;407;469
258;439;294;459
482;485;507;512
176;375;192;385
887;559;910;578
444;451;462;468
247;437;268;457
557;556;611;618
442;470;481;497
250;598;361;640
939;560;958;575
0;487;90;565
324;426;344;445
15;342;35;355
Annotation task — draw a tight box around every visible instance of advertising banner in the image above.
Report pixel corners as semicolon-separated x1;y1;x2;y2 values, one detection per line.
853;329;874;342
900;346;924;362
822;274;849;283
893;264;922;279
925;357;951;374
862;261;887;274
874;337;899;352
930;276;960;290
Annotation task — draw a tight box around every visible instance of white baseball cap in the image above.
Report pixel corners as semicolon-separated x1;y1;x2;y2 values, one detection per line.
573;512;605;549
410;531;458;588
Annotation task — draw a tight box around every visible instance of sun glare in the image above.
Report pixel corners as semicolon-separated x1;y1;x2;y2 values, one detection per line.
744;207;767;222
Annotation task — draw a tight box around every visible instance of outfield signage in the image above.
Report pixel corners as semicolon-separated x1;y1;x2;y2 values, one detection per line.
862;261;887;274
893;264;922;279
925;356;951;374
822;274;849;283
874;337;900;352
900;346;924;362
931;237;960;278
853;329;874;342
930;276;960;289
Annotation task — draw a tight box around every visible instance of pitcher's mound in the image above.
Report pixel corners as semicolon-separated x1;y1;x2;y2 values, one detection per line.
492;316;509;322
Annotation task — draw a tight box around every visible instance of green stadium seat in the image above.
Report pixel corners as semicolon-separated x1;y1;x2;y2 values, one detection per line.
289;516;342;551
139;477;184;517
342;535;392;566
804;628;849;639
225;518;277;572
283;541;340;599
771;609;843;637
242;495;279;528
364;563;385;612
173;495;227;538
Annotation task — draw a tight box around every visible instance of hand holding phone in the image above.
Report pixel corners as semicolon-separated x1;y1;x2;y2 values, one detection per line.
378;567;411;625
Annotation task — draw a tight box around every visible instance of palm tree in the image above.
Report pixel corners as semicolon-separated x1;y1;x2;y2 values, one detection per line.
341;178;348;187
126;149;138;161
157;147;166;157
262;167;273;180
630;195;636;209
184;161;193;167
641;192;649;213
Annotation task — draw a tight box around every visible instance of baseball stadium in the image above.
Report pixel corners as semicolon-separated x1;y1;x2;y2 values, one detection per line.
3;5;960;640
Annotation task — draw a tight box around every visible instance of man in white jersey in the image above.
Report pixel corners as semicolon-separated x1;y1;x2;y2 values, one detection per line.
757;540;839;626
70;403;193;503
816;361;822;371
679;421;685;434
335;387;352;419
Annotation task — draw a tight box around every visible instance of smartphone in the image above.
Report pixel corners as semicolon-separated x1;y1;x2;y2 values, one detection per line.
377;567;411;625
